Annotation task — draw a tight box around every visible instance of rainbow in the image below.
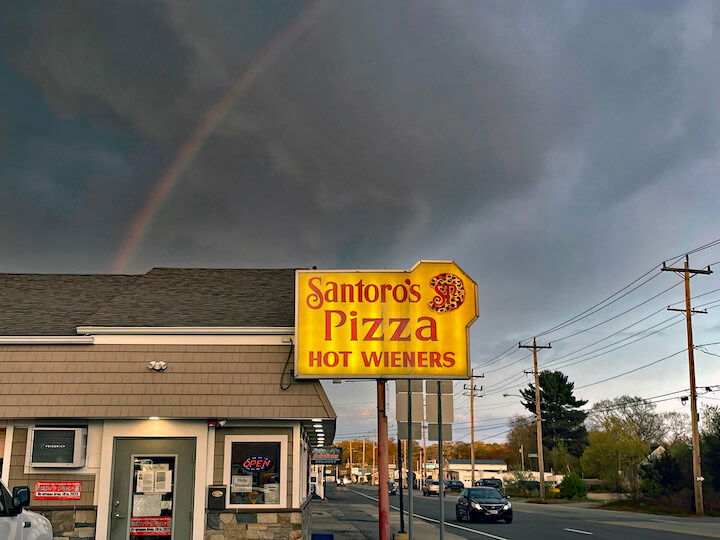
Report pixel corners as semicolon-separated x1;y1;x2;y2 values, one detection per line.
111;0;331;273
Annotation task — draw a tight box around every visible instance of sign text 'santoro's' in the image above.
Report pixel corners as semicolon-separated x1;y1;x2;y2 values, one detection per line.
295;261;478;379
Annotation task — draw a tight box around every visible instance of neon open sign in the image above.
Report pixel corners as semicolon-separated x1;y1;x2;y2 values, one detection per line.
242;456;273;471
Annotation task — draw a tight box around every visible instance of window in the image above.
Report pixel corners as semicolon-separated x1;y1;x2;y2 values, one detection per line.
224;435;288;509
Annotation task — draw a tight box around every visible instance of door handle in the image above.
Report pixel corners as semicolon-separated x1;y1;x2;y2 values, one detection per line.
113;512;126;519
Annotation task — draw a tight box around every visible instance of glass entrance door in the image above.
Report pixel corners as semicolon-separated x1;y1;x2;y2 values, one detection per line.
110;438;195;540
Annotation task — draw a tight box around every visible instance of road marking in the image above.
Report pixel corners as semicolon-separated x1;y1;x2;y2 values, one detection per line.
564;528;594;535
589;520;720;539
650;518;679;523
350;489;509;540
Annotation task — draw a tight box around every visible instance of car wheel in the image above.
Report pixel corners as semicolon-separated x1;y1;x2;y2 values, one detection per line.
505;517;513;524
455;508;463;522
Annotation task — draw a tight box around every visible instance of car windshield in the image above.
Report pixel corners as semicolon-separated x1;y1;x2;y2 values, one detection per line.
467;487;503;501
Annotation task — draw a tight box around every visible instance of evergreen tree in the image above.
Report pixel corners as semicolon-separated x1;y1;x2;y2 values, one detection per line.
520;370;588;456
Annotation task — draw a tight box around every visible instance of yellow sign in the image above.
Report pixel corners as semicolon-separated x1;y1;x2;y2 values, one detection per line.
294;261;478;379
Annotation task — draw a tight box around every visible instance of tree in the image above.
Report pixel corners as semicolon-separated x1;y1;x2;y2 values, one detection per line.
520;370;588;456
588;396;667;446
701;405;720;492
582;418;649;496
641;450;685;497
506;415;536;469
546;441;580;474
662;411;691;445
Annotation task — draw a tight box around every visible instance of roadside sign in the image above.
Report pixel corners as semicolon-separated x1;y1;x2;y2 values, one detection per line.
396;392;423;422
425;394;454;423
397;422;422;440
528;453;538;458
427;423;452;441
311;447;342;464
294;261;478;379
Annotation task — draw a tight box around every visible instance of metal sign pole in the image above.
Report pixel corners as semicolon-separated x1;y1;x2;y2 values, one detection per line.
407;386;414;539
398;436;405;533
437;382;445;540
377;380;390;540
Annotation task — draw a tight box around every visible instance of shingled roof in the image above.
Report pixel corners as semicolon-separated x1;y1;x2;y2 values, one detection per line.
83;267;296;328
0;268;297;334
0;274;137;335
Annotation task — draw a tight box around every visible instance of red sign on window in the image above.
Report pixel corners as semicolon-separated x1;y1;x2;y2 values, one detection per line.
130;517;172;536
34;481;82;500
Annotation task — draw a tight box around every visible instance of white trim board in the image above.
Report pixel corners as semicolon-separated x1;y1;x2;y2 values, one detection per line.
2;424;13;482
77;326;294;335
91;334;293;345
0;336;93;344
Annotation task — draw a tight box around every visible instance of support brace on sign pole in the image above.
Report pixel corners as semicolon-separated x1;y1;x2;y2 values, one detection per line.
377;380;390;540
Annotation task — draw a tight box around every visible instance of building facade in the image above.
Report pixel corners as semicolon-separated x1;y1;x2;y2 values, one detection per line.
444;459;508;486
0;268;336;540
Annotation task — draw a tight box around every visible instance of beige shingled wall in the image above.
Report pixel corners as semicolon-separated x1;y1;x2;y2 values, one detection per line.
0;345;334;420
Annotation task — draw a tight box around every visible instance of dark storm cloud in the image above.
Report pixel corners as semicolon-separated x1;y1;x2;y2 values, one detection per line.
2;0;720;435
1;0;582;271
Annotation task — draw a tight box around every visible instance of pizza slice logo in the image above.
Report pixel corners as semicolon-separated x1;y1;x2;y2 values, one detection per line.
428;273;465;313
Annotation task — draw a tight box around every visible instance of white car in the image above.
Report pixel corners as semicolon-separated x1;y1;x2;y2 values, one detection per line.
0;480;52;539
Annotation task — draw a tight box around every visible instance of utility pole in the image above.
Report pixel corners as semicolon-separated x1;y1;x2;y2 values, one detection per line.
662;254;712;516
349;440;354;483
362;437;366;482
463;371;484;486
520;338;551;499
372;429;377;485
520;444;524;471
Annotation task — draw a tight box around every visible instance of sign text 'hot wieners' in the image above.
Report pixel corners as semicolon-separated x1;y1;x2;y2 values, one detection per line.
294;261;478;379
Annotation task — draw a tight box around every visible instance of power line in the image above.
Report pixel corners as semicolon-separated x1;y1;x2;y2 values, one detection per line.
575;349;686;390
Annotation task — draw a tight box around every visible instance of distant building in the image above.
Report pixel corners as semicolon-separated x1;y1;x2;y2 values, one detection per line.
0;268;336;540
444;459;508;486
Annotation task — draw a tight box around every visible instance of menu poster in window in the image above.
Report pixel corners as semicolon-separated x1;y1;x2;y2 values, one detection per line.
230;441;281;505
136;471;155;493
154;470;172;493
133;494;162;517
265;483;280;504
231;475;252;493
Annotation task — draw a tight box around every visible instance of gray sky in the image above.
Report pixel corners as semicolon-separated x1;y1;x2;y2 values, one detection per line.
1;0;719;442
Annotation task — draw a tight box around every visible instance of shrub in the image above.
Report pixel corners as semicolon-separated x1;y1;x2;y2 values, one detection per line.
504;469;538;497
558;473;588;499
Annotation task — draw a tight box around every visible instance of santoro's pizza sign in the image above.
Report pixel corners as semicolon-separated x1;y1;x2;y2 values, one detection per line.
295;261;478;379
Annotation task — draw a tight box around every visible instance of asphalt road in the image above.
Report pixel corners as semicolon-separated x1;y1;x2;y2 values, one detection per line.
339;484;720;539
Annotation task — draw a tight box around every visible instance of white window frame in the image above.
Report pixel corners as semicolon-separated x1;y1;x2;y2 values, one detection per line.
224;434;288;510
